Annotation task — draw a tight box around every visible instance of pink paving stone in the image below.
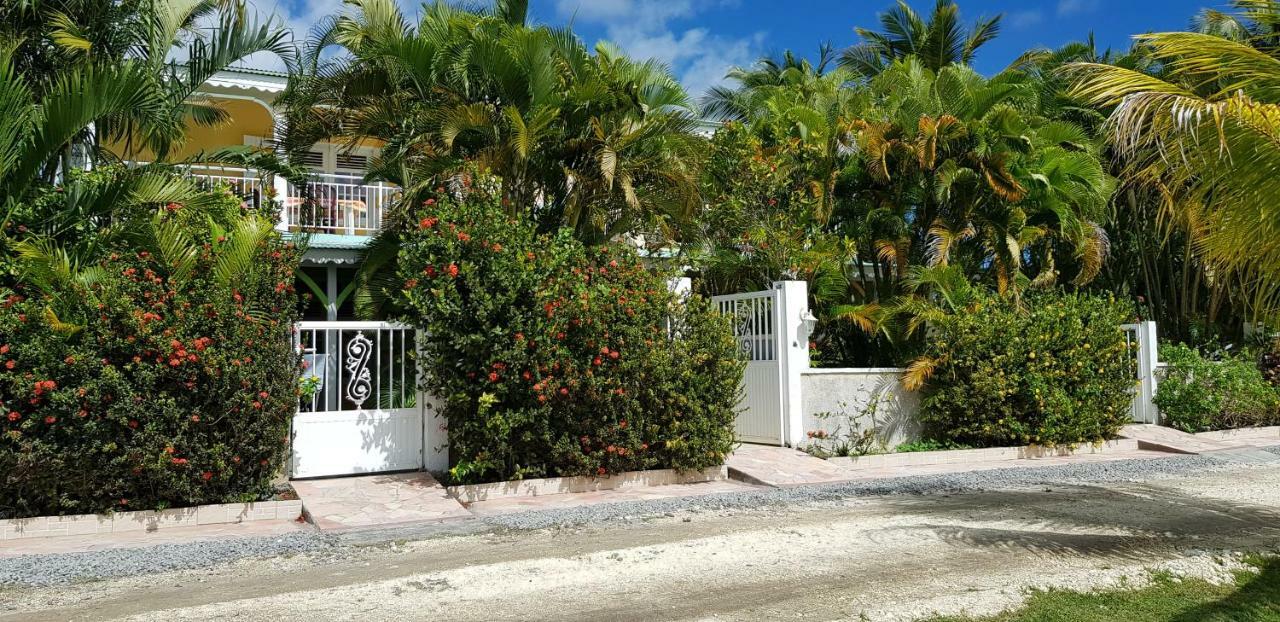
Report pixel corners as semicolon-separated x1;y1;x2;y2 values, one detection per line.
1120;424;1239;454
725;444;855;487
0;520;308;557
291;472;472;532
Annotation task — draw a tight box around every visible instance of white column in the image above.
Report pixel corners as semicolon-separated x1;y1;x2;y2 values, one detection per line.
773;280;813;447
271;113;291;232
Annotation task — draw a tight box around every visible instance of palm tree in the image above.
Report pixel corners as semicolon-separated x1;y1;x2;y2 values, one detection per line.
1;0;294;166
840;0;1002;78
281;0;703;244
1;1;295;292
702;44;839;122
1066;0;1280;319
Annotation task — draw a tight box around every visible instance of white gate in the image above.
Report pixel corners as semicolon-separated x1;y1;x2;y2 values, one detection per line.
291;322;424;478
1122;321;1160;424
714;290;786;444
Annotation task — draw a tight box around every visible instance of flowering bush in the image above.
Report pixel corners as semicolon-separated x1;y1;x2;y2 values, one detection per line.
1156;343;1280;432
0;213;301;518
916;291;1135;447
394;189;743;484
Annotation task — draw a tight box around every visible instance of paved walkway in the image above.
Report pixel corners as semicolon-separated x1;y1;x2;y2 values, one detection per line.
10;427;1277;554
290;472;472;532
725;443;853;486
0;519;307;558
1119;424;1238;454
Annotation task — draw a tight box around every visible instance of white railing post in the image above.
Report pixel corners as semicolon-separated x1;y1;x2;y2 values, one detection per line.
273;174;291;232
773;280;812;447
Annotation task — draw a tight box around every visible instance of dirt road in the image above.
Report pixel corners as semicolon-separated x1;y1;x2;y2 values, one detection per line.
4;465;1278;621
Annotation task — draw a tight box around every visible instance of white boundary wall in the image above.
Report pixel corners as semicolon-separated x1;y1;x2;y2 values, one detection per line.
721;283;1163;448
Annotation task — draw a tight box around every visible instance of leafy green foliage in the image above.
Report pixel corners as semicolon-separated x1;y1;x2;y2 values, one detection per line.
915;291;1135;447
282;0;702;244
391;186;743;484
1155;343;1280;433
893;439;972;453
0;201;301;518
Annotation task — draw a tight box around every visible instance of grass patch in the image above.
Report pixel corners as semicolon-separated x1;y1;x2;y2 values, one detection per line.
925;556;1280;621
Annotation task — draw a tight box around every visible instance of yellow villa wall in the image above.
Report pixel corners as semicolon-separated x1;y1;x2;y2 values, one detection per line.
106;98;275;163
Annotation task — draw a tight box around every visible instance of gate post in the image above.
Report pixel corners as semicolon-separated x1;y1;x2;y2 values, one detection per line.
774;281;814;447
1134;321;1160;424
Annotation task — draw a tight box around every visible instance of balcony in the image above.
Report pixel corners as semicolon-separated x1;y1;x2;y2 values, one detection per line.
185;164;267;199
128;163;400;238
283;173;400;237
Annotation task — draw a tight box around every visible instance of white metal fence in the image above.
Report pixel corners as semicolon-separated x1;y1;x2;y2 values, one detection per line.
283;173;401;236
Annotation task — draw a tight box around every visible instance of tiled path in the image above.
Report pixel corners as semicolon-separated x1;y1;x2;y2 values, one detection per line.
290;472;472;532
0;519;307;557
726;443;854;486
836;447;1176;480
12;427;1278;553
1119;424;1238;454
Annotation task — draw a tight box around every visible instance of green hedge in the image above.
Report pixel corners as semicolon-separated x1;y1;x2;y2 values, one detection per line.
1155;343;1280;432
0;215;300;518
916;291;1135;447
393;190;743;484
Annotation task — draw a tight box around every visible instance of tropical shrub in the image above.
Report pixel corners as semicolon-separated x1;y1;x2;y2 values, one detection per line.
1155;344;1280;433
393;188;743;484
914;291;1135;447
0;208;301;518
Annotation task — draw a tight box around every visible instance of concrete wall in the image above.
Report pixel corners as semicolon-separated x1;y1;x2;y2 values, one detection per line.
800;368;921;451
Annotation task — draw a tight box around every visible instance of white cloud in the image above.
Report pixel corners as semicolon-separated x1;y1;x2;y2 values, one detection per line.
555;0;764;100
1008;10;1044;30
1056;0;1100;16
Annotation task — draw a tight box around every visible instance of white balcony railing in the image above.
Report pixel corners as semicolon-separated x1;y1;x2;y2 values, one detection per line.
185;164;266;199
283;173;400;236
126;163;400;236
126;161;266;201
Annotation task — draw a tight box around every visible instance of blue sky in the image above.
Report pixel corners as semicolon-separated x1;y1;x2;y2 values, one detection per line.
261;0;1215;97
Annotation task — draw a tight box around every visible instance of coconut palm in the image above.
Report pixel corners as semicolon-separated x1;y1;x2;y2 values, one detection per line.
840;0;1002;78
1066;1;1280;318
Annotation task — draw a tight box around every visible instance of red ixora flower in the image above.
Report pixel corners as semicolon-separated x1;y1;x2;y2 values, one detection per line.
419;216;438;229
488;371;500;382
201;471;213;481
457;231;471;242
170;457;188;466
447;263;460;278
7;411;19;422
424;198;436;206
44;415;56;424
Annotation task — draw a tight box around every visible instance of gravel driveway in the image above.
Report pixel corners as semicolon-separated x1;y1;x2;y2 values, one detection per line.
3;451;1278;621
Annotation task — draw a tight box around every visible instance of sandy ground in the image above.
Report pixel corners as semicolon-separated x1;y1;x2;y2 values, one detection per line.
2;465;1278;622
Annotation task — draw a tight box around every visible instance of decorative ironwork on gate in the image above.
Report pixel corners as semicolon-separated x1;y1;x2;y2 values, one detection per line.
295;322;417;413
715;293;777;362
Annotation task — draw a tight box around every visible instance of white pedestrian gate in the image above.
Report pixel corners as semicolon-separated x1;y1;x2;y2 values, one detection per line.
713;290;786;444
291;322;424;478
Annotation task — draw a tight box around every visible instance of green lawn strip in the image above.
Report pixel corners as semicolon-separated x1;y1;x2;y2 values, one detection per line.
923;556;1280;622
